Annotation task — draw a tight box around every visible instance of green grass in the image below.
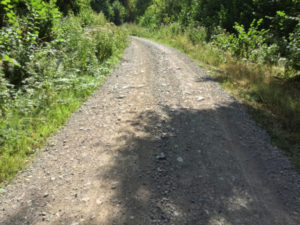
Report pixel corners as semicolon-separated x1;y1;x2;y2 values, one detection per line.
1;76;98;182
0;56;125;185
124;23;300;170
0;17;128;185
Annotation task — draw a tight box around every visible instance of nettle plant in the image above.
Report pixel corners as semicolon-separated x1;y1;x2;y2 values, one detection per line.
0;0;61;86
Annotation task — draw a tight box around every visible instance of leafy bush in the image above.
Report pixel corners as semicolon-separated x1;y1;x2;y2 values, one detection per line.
0;70;10;117
212;19;280;65
94;12;107;26
286;20;300;74
95;32;113;62
111;0;126;25
55;0;90;15
91;0;114;20
139;5;159;29
169;22;182;36
0;2;128;183
186;25;207;44
0;0;61;86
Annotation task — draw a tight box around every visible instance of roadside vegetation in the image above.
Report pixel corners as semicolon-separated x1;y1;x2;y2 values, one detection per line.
0;0;127;184
96;0;300;169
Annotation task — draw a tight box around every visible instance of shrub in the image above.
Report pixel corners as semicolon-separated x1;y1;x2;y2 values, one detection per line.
0;6;128;183
286;20;300;75
212;19;280;65
186;25;207;44
169;22;182;36
78;6;96;27
94;12;107;26
111;1;126;25
0;0;61;86
139;5;159;29
95;32;114;62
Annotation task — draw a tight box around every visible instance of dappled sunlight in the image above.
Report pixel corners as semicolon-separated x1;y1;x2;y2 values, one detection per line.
226;188;252;212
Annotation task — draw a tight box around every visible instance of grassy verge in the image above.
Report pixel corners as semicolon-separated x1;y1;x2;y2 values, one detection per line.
124;24;300;170
0;15;128;185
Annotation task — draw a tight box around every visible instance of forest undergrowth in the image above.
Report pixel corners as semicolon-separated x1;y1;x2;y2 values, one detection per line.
0;1;127;184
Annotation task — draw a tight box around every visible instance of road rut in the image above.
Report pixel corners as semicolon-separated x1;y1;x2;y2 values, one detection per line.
0;37;299;225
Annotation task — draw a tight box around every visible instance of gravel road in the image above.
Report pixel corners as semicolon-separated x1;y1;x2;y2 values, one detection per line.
0;37;299;225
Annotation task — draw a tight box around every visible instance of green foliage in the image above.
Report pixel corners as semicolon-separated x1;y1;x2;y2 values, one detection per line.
212;19;280;65
286;19;300;73
0;0;62;86
186;25;207;44
55;0;91;15
139;4;159;29
78;6;97;27
124;0;299;76
90;0;114;19
0;70;10;117
111;0;126;25
0;2;128;183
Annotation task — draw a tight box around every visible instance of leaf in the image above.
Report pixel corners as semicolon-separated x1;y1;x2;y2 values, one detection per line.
276;11;286;17
3;55;21;67
6;12;13;18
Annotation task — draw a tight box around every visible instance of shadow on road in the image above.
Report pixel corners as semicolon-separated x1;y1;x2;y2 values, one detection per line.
2;103;298;225
97;103;297;225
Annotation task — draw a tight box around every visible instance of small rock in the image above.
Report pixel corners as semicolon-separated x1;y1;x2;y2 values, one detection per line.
177;157;184;163
235;219;241;223
43;193;49;198
197;96;205;101
156;153;166;160
174;211;179;216
81;197;90;202
130;216;135;220
40;212;47;216
96;198;103;205
161;133;168;139
43;217;50;222
111;181;119;189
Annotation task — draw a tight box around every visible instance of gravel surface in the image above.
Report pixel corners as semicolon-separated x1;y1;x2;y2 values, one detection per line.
0;37;299;225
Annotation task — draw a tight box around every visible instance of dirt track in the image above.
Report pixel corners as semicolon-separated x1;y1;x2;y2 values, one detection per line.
0;37;299;225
